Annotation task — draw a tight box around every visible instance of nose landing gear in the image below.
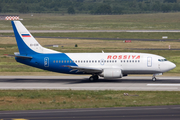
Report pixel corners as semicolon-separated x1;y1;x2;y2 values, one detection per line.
152;73;162;82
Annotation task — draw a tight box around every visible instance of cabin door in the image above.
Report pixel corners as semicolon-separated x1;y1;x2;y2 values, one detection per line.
44;57;49;67
147;57;152;67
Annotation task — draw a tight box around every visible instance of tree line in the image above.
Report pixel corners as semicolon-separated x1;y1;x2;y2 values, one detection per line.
0;0;180;14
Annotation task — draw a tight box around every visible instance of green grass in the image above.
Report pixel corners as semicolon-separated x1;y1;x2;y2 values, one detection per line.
0;90;180;111
2;13;180;30
2;32;180;40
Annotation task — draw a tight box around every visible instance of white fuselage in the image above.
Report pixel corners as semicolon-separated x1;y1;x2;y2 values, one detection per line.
65;53;176;75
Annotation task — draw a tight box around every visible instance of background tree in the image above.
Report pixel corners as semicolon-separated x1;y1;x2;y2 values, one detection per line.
0;0;179;14
68;6;75;14
164;0;177;3
112;6;123;14
162;3;172;12
95;4;112;14
19;4;29;13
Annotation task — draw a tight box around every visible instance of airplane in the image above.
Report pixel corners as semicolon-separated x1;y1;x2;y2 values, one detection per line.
11;21;176;82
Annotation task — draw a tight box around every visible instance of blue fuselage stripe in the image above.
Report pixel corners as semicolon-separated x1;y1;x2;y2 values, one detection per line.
16;53;78;74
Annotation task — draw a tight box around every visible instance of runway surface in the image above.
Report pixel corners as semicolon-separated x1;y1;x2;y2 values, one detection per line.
0;105;180;120
0;76;180;91
1;30;180;33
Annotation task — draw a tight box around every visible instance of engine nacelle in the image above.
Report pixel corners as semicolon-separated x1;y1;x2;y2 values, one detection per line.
100;68;122;78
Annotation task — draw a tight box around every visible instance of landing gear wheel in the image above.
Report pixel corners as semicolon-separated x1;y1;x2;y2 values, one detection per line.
152;77;156;82
89;75;99;82
89;76;94;81
94;75;99;80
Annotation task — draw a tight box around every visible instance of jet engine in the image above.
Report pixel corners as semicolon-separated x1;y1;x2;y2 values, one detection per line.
99;68;123;78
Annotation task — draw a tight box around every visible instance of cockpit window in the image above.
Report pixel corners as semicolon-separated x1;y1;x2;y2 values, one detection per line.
158;59;167;62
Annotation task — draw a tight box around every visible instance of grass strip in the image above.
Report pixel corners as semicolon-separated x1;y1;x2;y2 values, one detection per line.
2;32;180;40
0;90;180;111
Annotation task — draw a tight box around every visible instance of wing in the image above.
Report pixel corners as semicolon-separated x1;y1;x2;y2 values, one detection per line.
64;66;103;74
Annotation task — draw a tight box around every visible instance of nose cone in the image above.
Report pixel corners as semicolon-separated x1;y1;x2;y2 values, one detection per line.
170;62;176;70
160;61;176;72
166;62;176;71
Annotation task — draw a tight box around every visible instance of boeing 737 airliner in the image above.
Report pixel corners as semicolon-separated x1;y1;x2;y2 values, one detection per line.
11;21;176;81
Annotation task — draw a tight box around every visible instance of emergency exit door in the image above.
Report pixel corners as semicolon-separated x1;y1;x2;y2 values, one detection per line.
147;57;152;67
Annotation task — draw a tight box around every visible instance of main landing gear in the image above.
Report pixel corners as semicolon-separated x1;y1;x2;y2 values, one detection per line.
152;77;156;82
89;75;99;82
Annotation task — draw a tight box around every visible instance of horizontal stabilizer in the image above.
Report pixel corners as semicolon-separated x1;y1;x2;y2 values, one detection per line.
8;55;32;59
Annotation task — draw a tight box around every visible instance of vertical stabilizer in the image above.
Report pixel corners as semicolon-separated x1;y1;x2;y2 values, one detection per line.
11;21;60;55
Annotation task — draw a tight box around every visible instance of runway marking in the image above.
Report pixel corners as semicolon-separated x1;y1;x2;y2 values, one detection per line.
12;118;28;120
147;84;180;87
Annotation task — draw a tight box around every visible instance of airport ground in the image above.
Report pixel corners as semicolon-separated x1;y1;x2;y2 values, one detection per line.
1;105;180;120
0;75;180;111
1;12;180;30
0;13;180;120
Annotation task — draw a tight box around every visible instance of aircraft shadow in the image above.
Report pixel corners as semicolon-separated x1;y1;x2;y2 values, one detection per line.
0;78;180;84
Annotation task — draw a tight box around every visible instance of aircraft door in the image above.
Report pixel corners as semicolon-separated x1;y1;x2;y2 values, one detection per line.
100;59;104;66
44;57;49;67
147;57;152;67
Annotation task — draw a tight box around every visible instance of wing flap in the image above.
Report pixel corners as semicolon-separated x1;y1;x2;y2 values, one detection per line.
64;66;102;74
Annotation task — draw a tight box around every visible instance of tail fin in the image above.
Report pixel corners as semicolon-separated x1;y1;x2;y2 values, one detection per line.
11;21;60;55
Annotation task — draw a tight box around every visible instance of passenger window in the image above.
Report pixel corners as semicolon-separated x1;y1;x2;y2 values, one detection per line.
67;60;69;63
56;60;58;63
89;60;91;63
64;60;66;63
53;60;55;63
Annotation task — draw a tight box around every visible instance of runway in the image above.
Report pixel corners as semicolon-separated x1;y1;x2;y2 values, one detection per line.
0;76;180;91
0;105;180;120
